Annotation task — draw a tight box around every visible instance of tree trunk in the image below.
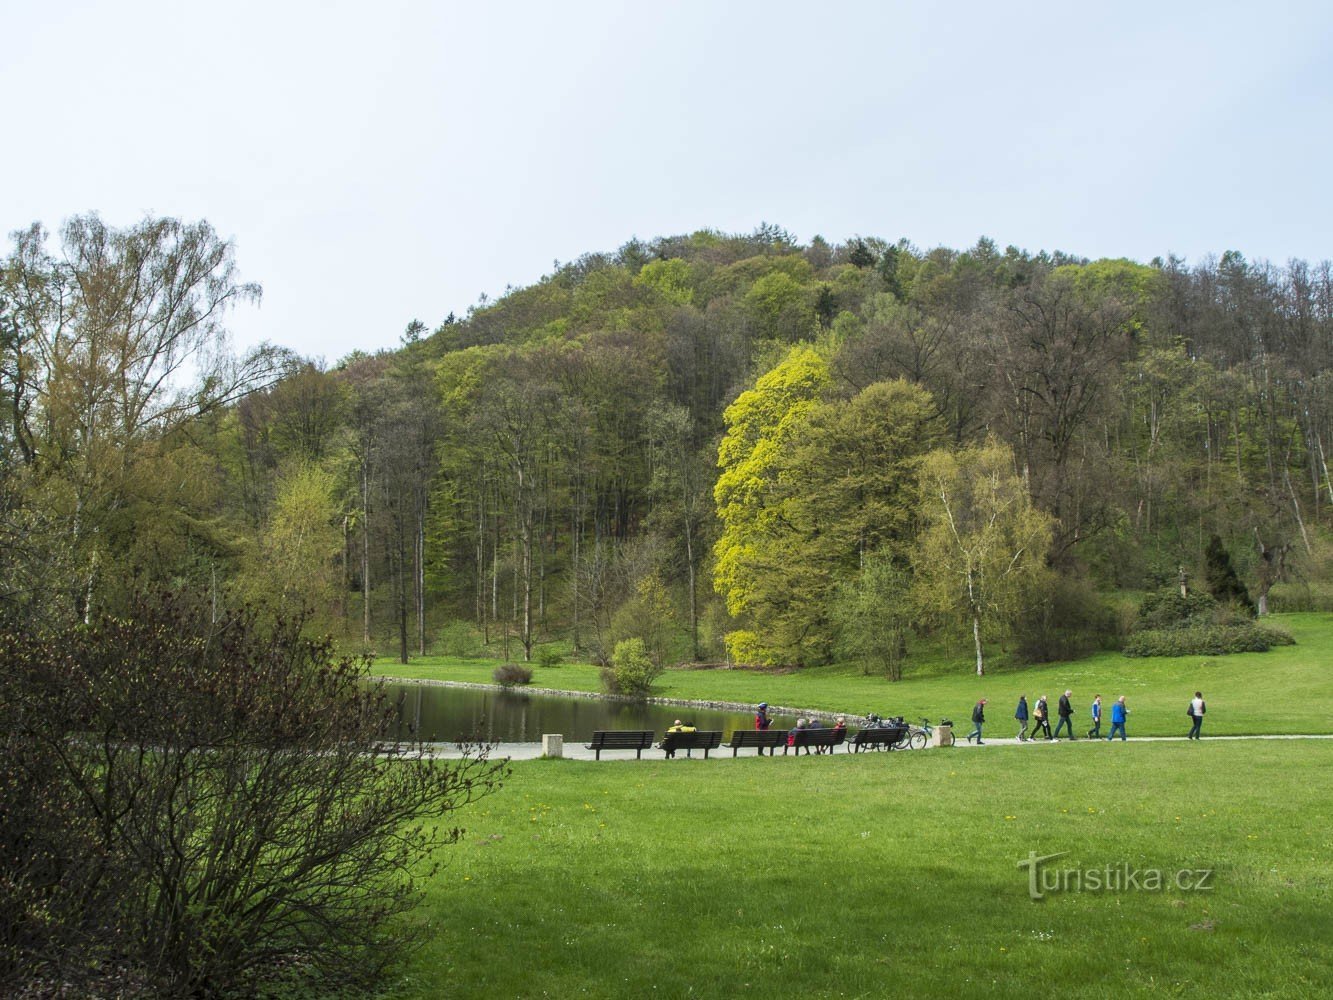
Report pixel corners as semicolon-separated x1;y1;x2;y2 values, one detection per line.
361;460;371;648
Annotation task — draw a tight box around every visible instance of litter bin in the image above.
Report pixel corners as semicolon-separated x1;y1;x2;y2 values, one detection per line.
932;724;954;747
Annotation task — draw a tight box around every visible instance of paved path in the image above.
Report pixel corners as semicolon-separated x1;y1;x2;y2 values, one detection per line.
424;732;1333;762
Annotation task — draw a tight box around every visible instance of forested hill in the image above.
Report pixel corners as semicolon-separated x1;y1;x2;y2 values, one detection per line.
5;220;1331;671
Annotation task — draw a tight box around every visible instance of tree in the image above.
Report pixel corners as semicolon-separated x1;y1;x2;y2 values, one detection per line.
1204;533;1255;613
713;345;829;664
238;460;343;620
0;214;281;619
830;553;913;679
912;440;1054;675
0;594;506;996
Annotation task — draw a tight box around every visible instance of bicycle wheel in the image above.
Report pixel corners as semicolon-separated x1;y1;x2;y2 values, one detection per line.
909;731;927;750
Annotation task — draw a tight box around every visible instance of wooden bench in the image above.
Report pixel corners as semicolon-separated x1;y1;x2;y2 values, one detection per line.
724;729;791;756
848;726;909;752
787;728;847;754
584;730;655;760
658;730;723;759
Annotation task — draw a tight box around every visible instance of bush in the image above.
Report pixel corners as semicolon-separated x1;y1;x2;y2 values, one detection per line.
0;595;507;997
493;662;533;687
536;646;564;669
600;638;663;698
1123;623;1296;657
1015;574;1119;663
437;620;482;658
1133;589;1219;631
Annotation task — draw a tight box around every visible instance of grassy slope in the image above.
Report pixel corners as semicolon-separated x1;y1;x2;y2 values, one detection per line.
375;613;1333;736
393;740;1333;999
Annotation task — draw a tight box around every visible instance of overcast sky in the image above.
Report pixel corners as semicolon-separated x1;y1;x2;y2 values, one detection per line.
4;0;1331;362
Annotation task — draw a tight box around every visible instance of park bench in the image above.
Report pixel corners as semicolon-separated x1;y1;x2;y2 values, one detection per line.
787;728;847;754
724;729;791;756
584;730;655;760
658;730;724;759
847;725;909;752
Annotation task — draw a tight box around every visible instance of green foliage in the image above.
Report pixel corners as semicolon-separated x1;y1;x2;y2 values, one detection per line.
911;439;1055;675
493;662;533;687
1015;573;1120;663
1204;534;1255;612
0;595;506;996
601;637;663;698
829;554;913;679
632;258;696;306
1123;622;1295;657
536;646;564;669
1133;589;1219;631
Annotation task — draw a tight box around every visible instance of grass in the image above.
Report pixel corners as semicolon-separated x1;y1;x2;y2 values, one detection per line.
390;739;1333;998
374;613;1333;736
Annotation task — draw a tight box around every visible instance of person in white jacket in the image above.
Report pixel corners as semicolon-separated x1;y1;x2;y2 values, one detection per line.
1187;691;1206;740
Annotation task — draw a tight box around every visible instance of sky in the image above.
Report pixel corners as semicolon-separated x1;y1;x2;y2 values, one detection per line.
4;0;1332;363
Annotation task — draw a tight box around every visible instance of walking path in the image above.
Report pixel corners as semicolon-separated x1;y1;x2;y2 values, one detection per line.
424;732;1333;762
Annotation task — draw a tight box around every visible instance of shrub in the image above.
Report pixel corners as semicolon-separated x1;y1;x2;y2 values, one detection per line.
0;595;507;997
1133;589;1218;631
1204;534;1255;612
437;620;482;657
600;638;663;698
1123;623;1296;657
536;646;564;669
493;663;533;687
1015;574;1119;663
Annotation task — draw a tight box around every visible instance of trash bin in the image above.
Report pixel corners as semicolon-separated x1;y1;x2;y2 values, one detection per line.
932;724;954;747
542;734;564;758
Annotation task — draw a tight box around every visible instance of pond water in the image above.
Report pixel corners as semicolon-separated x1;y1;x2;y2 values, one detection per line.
381;682;802;744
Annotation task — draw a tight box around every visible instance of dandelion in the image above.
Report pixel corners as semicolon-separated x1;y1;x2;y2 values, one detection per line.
1004;815;1016;821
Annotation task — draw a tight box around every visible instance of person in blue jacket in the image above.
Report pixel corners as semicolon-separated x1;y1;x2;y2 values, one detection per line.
1107;696;1128;741
1015;695;1030;741
1087;694;1103;739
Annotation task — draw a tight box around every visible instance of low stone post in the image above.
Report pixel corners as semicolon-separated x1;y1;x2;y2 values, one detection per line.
932;724;954;748
542;733;564;758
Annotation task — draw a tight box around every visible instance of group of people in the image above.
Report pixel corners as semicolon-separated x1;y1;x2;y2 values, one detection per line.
967;690;1208;744
754;703;848;751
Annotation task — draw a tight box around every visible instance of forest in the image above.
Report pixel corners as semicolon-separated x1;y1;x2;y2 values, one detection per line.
4;216;1332;675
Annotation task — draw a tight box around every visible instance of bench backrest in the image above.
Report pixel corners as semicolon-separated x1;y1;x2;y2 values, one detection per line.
791;728;846;747
660;730;723;750
726;729;789;747
850;726;907;745
588;730;655;749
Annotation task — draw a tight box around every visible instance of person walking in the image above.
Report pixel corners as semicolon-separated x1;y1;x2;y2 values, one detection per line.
755;703;772;730
1187;691;1206;739
1087;695;1103;739
1032;695;1052;740
1107;696;1128;741
1015;694;1030;741
967;698;987;744
1053;690;1076;740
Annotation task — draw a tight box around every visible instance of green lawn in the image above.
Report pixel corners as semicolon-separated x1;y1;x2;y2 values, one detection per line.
374;613;1333;737
391;740;1333;998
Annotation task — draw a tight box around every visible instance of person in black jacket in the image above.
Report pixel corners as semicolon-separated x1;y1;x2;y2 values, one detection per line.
967;698;987;744
1032;695;1052;740
1053;690;1076;740
1015;695;1030;741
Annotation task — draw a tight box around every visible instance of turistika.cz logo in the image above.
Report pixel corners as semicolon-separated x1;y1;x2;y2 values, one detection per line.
1017;851;1215;901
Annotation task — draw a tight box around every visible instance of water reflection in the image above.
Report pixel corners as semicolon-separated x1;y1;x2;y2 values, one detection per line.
383;683;800;744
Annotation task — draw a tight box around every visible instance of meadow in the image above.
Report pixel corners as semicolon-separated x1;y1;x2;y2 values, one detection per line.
391;740;1333;999
375;613;1333;737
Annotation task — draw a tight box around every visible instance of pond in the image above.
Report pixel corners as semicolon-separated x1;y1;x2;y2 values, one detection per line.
381;682;803;744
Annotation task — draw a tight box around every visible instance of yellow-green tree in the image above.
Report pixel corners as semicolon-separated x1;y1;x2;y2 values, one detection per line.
912;440;1054;675
713;345;829;664
239;461;342;621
